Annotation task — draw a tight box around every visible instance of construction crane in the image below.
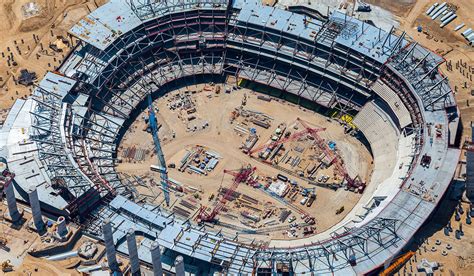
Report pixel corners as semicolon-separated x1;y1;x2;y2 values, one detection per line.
379;251;415;276
248;126;326;157
197;166;256;223
147;94;170;206
296;118;365;192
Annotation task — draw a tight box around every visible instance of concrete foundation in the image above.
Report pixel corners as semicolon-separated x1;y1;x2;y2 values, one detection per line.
175;255;185;276
126;228;140;275
28;186;44;232
150;241;163;276
102;218;119;271
56;216;68;237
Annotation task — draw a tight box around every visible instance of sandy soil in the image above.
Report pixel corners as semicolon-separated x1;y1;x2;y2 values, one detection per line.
0;0;470;271
116;84;373;241
364;0;417;17
9;255;81;276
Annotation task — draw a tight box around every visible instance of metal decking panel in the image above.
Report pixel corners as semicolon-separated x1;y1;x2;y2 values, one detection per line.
69;0;142;51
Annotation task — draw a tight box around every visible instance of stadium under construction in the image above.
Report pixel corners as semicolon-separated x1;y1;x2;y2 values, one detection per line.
0;0;463;274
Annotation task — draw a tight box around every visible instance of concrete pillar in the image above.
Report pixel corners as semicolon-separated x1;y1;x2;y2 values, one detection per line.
126;228;140;275
28;186;44;232
466;125;474;201
3;178;21;222
56;216;68;237
150;241;163;276
175;255;185;276
102;218;119;271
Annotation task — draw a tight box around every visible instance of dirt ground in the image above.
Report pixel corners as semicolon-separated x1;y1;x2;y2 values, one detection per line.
364;0;417;18
0;201;81;274
1;201;114;275
116;84;373;241
8;255;80;276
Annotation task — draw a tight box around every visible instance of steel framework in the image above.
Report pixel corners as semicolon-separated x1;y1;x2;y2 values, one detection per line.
9;0;457;274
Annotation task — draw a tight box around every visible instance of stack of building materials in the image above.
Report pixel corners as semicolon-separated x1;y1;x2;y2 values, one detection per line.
425;3;439;15
241;211;260;222
462;28;474;45
268;180;290;197
426;2;457;28
440;12;457;28
279;209;291;222
454;23;465;31
428;2;447;20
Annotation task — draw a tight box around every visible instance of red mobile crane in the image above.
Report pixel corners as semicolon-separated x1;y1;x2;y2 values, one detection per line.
296;118;365;192
197;166;256;223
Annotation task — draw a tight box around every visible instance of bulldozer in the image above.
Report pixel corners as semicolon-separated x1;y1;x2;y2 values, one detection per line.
2;260;13;272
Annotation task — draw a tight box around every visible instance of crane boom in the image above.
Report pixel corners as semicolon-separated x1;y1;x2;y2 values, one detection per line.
147;94;170;206
198;166;256;222
297;118;365;190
